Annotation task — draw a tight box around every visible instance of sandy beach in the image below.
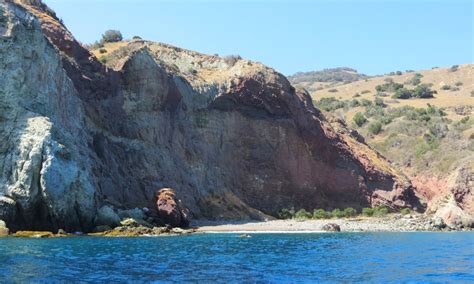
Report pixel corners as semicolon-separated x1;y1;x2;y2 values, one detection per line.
193;214;467;233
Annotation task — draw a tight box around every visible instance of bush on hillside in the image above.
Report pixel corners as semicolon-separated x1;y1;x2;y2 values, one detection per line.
375;81;404;93
101;30;123;44
368;121;383;134
331;209;345;218
373;206;389;216
362;208;374;216
393;88;412;99
223;55;242;66
353;112;367;127
413;85;435;98
343;208;357;217
295;209;312;219
278;208;295;219
400;208;411;215
374;97;385;107
454;81;463;87
313;209;331;219
449;65;459;72
440;85;451;90
407;73;423;86
361;90;371;94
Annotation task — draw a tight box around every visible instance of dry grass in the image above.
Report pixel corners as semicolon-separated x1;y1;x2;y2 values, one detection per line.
310;64;474;121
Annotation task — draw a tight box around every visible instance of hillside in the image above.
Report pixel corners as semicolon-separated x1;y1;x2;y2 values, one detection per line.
288;67;368;92
292;65;473;218
0;0;421;232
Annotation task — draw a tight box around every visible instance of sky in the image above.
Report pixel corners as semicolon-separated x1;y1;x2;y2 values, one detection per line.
43;0;473;76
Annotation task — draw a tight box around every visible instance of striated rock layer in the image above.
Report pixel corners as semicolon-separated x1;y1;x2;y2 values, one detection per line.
0;0;420;232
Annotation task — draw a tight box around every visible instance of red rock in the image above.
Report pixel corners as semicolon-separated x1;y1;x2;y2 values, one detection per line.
156;188;190;227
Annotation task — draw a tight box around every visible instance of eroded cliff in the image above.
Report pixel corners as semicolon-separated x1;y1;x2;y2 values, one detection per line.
0;0;420;232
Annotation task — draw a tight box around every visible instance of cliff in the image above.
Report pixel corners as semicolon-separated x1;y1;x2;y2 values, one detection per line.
0;0;420;232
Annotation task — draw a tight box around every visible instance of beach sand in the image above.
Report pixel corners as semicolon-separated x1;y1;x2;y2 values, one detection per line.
193;214;442;233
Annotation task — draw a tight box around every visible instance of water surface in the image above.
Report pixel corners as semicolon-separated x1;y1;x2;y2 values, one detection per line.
0;232;473;282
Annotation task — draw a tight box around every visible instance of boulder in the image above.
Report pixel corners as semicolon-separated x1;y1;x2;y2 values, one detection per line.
156;188;190;227
430;216;446;229
0;220;9;236
120;218;153;228
94;205;121;228
435;202;474;229
322;223;341;232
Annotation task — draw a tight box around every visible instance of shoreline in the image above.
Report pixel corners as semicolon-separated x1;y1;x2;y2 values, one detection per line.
193;214;473;233
1;214;472;238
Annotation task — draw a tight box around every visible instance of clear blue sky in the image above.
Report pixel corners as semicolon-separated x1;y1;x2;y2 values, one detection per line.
43;0;473;76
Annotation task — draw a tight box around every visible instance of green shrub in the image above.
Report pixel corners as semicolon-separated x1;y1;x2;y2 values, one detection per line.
400;208;411;215
393;88;412;99
353;112;367;127
132;35;142;40
343;207;357;217
374;97;385;107
328;89;338;93
361;90;371;94
454;81;463;87
396;71;402;75
350;99;360;107
376;81;404;93
99;48;107;54
440;85;451;90
413;85;436;98
362;208;374;216
101;29;123;43
295;209;312;219
331;209;345;218
407;74;422;86
373;206;389;216
314;97;346;112
360;99;372;107
313;209;331;219
368;121;383;134
99;55;107;64
278;208;294;219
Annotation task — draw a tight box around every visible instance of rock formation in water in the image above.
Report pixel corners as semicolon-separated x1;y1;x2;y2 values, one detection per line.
0;0;420;232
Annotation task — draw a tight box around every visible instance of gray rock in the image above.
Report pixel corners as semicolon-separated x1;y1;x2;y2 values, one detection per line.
322;223;341;232
431;216;446;229
94;206;121;228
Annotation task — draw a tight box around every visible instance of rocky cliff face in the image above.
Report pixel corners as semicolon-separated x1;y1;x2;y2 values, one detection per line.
0;0;420;232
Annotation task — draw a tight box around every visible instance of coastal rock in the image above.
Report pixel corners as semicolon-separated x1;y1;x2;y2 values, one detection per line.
435;202;474;229
0;0;421;232
117;208;145;222
322;223;341;232
94;206;121;228
156;188;190;227
120;218;153;228
0;220;9;236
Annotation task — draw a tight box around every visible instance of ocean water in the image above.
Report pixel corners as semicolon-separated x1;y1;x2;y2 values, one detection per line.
0;232;473;282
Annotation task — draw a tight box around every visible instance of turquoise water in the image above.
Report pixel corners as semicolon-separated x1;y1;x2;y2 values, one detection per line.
0;232;473;282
